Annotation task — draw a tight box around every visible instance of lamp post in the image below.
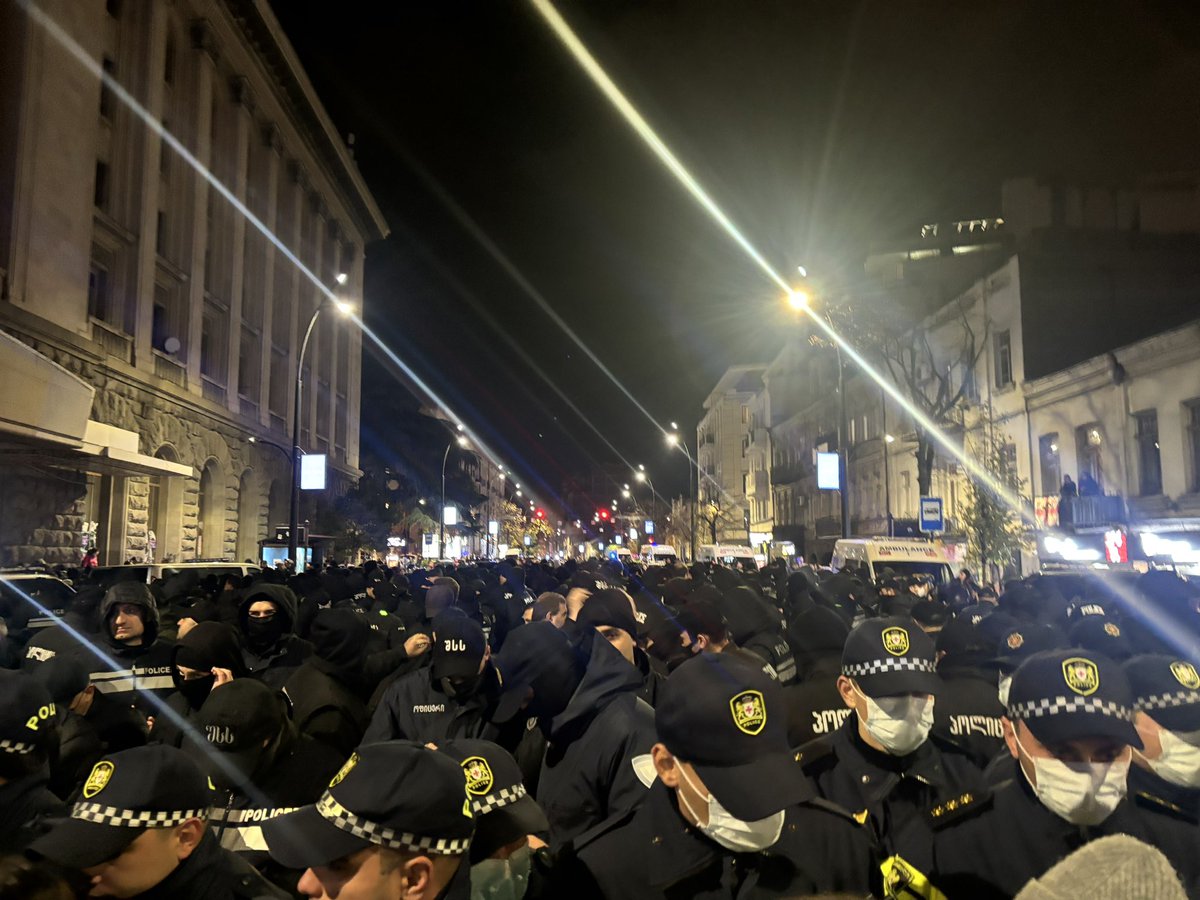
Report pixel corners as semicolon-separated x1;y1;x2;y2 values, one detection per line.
289;298;352;567
440;433;468;559
666;428;697;563
882;386;894;538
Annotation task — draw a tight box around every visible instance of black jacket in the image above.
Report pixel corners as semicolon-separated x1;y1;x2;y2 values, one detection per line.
204;725;344;892
238;586;312;690
932;660;1006;768
932;762;1200;899
86;586;176;712
783;655;852;746
362;664;500;745
0;773;65;853
559;778;879;899
537;633;656;850
1128;760;1200;818
798;715;984;876
53;691;147;798
126;828;288;899
283;660;367;757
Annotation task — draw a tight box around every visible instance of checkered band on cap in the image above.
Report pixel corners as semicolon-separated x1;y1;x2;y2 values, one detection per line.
315;793;470;856
1008;695;1134;723
1136;690;1200;712
0;739;35;755
71;802;210;828
471;783;526;816
843;657;936;678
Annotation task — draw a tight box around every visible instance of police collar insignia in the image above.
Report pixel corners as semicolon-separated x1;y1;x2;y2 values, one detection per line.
730;690;766;735
1103;622;1121;637
462;756;494;795
329;752;359;788
882;626;910;657
1007;632;1025;650
1063;657;1099;696
1171;661;1200;690
82;760;114;799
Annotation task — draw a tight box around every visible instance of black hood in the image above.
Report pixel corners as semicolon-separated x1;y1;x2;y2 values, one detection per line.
309;608;371;672
238;584;298;635
548;628;643;743
170;622;247;691
99;582;160;647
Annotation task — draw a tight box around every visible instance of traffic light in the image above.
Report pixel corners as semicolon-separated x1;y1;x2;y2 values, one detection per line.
598;509;610;521
535;508;546;520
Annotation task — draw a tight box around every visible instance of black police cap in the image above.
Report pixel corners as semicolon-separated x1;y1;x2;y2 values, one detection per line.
1123;654;1200;733
841;616;939;697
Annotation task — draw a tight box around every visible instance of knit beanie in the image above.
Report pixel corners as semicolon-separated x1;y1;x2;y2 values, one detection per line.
1014;834;1187;900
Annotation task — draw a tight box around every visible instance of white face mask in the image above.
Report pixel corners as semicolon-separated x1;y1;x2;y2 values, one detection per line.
998;674;1012;708
677;765;785;852
1142;727;1200;789
470;844;531;900
855;685;934;756
1015;733;1129;825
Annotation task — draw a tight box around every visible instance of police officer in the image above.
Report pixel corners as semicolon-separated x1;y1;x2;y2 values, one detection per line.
363;612;497;745
28;744;286;898
931;649;1200;898
783;606;853;745
0;670;63;852
88;581;177;711
932;614;1006;767
263;741;475;899
438;739;553;900
184;678;343;888
797;616;983;885
1124;654;1200;816
560;652;879;899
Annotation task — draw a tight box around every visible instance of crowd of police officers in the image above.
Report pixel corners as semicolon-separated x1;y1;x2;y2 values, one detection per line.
1;553;1199;899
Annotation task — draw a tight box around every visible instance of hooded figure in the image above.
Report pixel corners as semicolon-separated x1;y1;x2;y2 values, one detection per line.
719;586;797;684
486;563;531;650
783;606;854;746
237;585;312;689
282;608;372;755
85;582;175;711
152;622;249;748
489;623;656;849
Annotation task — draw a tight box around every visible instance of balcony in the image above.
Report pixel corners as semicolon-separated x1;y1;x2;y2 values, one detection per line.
771;462;809;486
91;319;132;363
1036;494;1127;529
201;377;226;406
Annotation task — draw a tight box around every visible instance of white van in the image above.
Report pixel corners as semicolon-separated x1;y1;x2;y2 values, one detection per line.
606;545;634;565
640;544;679;566
831;538;954;584
697;544;759;571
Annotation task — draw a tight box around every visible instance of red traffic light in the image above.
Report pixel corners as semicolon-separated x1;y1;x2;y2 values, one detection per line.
535;508;545;519
598;509;610;520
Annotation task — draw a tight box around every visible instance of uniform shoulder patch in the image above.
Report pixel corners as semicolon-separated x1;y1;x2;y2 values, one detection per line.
1134;791;1198;824
925;790;992;829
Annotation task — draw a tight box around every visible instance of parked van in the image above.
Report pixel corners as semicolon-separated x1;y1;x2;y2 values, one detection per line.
639;544;679;566
696;544;759;571
831;538;953;584
606;545;634;565
89;561;256;591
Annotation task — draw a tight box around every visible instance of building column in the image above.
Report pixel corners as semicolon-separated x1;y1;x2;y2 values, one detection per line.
282;162;305;440
184;22;215;396
345;245;363;470
326;231;342;452
256;124;282;428
307;207;325;448
131;2;168;374
224;77;251;415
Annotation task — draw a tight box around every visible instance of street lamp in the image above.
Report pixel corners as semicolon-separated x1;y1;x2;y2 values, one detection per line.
440;434;469;559
289;297;354;566
667;430;697;562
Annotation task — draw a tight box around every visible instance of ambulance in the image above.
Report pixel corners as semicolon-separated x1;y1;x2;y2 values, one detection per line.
831;538;954;584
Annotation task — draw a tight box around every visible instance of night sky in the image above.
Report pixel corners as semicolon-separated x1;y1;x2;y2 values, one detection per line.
272;0;1200;504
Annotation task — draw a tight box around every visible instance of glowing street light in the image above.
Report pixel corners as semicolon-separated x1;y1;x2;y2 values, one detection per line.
335;272;349;285
786;289;810;311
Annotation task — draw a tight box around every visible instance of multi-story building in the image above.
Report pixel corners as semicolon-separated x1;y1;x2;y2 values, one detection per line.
0;0;387;565
697;365;765;545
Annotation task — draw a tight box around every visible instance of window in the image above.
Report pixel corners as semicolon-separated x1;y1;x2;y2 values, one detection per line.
994;330;1013;388
238;327;259;397
741;405;749;425
1135;410;1162;496
99;57;116;120
87;262;110;321
1039;433;1061;496
1186;400;1200;493
93;161;109;210
152;300;169;352
1075;424;1105;491
160;122;170;177
155;211;166;253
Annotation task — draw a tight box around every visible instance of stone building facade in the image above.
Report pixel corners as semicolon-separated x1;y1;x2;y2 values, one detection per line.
0;0;387;565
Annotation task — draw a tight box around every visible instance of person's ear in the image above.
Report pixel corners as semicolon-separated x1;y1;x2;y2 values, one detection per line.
175;819;205;860
401;855;433;899
836;675;859;710
651;743;680;788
